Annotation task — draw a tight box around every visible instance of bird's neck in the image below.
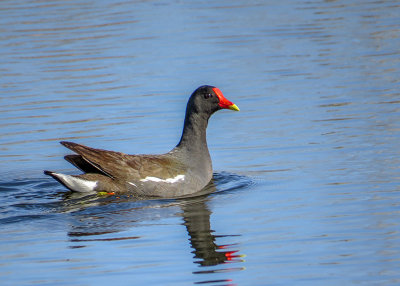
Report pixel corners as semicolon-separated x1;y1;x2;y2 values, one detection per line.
176;111;210;154
172;108;213;185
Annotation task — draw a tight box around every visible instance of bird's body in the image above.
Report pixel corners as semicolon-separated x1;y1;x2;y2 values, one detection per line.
44;85;239;197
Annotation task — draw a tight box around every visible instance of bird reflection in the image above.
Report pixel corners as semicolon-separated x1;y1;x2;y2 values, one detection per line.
180;196;242;267
63;178;244;275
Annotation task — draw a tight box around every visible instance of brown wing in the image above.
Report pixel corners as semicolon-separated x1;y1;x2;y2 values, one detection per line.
60;141;185;181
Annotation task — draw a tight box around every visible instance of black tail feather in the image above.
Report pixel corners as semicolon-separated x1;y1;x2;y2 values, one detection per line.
64;154;101;174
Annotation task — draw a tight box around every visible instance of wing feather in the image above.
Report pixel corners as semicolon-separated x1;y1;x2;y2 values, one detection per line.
60;141;185;181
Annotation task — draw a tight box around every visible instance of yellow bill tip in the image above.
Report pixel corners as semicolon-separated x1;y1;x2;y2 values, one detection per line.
228;104;240;111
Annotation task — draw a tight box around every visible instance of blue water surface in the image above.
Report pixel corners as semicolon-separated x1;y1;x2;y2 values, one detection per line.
1;0;400;285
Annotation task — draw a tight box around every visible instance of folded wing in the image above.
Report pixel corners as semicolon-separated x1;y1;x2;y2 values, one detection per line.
61;141;185;182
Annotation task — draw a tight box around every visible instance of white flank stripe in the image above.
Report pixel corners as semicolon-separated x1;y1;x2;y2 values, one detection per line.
128;182;137;187
54;173;98;193
140;174;185;183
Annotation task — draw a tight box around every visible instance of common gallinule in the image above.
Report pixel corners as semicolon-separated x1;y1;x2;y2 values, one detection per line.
44;85;239;197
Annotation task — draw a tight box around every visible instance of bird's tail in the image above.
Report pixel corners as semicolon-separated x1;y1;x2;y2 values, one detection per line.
44;170;98;193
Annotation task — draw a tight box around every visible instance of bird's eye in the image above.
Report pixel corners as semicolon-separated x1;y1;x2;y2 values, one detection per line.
204;93;212;99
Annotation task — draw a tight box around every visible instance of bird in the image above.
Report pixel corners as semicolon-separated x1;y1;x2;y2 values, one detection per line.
44;85;239;198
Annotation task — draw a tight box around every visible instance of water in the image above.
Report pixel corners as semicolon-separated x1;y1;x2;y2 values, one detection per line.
1;0;400;285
